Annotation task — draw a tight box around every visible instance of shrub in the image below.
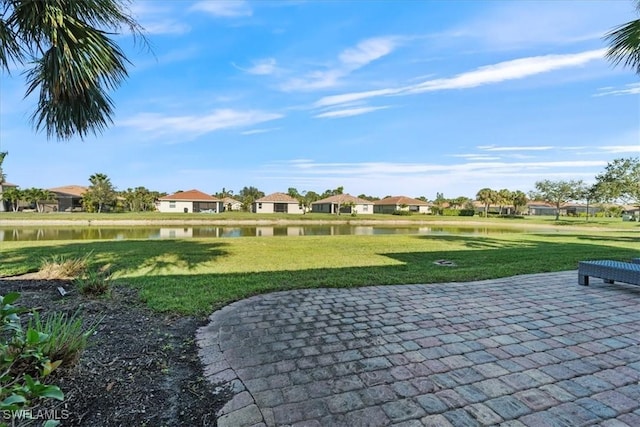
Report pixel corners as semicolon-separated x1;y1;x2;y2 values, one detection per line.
0;293;99;426
74;269;112;297
28;311;99;366
0;293;64;417
442;209;475;216
391;210;412;216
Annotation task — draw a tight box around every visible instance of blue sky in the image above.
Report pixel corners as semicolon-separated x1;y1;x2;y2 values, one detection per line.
1;0;638;200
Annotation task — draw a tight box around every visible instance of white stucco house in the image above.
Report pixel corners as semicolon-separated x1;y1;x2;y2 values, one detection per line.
157;189;223;213
311;194;374;215
253;192;304;214
222;197;242;211
374;196;431;214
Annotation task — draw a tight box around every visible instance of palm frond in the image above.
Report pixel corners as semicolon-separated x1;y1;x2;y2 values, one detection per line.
4;0;147;140
604;18;640;75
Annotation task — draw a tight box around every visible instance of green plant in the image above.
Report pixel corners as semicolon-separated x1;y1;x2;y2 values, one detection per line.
391;210;412;216
0;293;64;424
74;269;111;297
28;311;99;366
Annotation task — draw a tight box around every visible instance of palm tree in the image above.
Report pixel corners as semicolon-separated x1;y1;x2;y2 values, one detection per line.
510;190;528;215
0;0;145;140
497;189;512;215
476;188;497;218
0;151;7;184
1;186;22;211
605;1;640;75
86;173;116;213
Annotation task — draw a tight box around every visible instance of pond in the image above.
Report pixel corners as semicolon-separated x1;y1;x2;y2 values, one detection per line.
0;225;531;241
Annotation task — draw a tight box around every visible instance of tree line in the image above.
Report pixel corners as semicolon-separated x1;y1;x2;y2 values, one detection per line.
1;157;638;216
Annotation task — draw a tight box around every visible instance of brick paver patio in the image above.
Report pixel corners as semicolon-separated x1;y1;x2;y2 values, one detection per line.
197;271;640;426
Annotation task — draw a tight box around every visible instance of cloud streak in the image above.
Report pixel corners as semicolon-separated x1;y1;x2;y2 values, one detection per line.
315;49;606;107
119;109;283;137
314;106;390;119
594;83;640;97
281;36;399;92
190;1;252;17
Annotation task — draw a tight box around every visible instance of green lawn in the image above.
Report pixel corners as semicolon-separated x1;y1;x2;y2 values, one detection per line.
2;229;638;316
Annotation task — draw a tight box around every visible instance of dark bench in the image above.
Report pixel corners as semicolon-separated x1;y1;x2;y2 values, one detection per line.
578;260;640;286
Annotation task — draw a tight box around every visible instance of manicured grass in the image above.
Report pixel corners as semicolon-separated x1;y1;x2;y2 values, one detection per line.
2;230;638;316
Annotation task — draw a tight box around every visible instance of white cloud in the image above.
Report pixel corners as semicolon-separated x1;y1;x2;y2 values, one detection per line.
190;1;252;17
242;58;279;75
598;145;640;154
406;49;606;94
278;159;606;176
594;83;640;97
241;127;280;135
314;88;399;108
315;49;606;107
450;1;632;50
339;37;398;69
280;70;344;92
129;2;191;35
452;154;503;161
142;20;191;35
281;36;399;92
478;145;554;152
314;106;390;119
118;109;283;137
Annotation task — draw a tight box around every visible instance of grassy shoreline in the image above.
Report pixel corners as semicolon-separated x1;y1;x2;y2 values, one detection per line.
0;212;636;231
2;223;638;315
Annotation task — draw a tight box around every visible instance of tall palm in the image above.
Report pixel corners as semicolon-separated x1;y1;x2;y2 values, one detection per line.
476;188;497;218
0;151;6;184
605;1;640;75
87;172;116;213
0;0;145;140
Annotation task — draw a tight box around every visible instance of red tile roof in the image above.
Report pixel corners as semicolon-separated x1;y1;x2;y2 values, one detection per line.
255;192;300;203
159;189;221;202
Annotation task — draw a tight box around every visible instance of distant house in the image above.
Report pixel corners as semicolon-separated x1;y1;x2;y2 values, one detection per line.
222;197;242;212
157;189;223;213
526;201;556;216
49;185;87;212
0;182;18;212
560;203;601;217
311;194;374;215
374;196;431;214
253;192;303;214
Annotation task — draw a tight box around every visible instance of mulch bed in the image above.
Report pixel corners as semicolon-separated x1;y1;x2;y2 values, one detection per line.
0;279;232;426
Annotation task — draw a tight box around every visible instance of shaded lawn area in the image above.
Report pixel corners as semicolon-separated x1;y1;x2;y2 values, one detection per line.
1;233;638;316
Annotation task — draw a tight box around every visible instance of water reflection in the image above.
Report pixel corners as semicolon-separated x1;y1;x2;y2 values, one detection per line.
0;225;526;241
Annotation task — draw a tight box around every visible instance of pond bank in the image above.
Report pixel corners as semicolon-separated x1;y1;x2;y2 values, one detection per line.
0;217;628;232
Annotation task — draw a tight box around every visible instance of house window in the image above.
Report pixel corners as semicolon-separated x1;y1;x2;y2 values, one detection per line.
169;201;176;208
363;205;369;212
258;203;262;209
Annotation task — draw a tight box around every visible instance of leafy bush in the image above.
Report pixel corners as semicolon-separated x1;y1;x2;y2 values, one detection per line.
391;210;412;216
28;311;99;366
0;293;98;426
442;209;475;216
0;293;64;416
74;269;112;297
